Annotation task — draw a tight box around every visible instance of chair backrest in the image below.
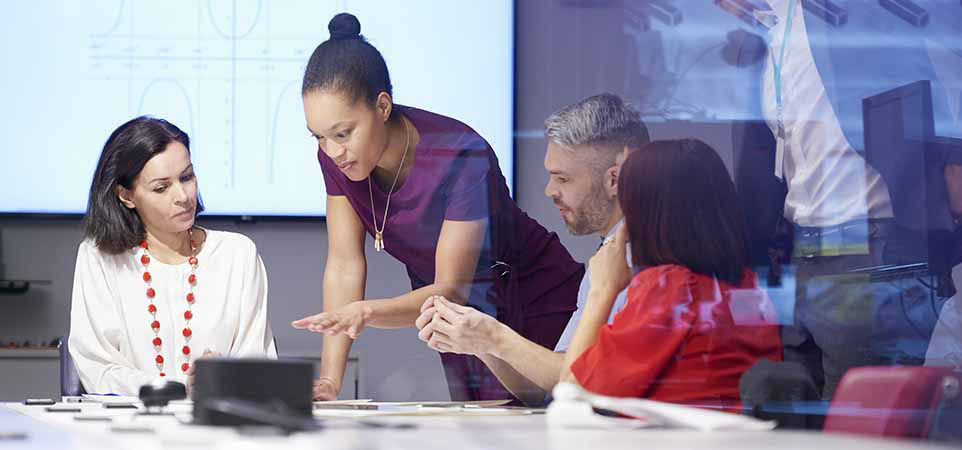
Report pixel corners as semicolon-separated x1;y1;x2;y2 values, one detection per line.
824;366;959;439
58;334;86;397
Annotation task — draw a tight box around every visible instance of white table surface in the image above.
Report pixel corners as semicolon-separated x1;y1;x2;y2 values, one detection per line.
1;402;953;450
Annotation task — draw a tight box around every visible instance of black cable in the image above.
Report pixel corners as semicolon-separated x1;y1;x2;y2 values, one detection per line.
897;281;930;339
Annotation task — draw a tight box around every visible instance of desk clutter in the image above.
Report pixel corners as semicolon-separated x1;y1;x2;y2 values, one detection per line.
546;383;775;431
2;398;945;450
0;361;946;450
5;397;546;442
8;359;780;432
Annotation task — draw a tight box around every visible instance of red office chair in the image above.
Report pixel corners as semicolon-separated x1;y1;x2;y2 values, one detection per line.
824;366;960;439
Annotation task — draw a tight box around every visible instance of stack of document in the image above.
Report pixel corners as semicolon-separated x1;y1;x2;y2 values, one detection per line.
311;399;533;418
80;394;140;405
312;399;512;410
547;383;775;431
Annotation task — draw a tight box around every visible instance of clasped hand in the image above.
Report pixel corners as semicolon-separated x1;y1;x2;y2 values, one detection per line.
415;295;498;355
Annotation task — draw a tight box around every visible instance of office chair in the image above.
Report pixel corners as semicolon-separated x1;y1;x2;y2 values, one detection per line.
823;366;960;439
58;334;87;397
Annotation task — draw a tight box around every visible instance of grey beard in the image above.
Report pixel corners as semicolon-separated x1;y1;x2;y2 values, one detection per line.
564;190;615;236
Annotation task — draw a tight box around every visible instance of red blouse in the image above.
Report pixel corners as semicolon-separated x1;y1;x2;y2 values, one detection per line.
571;264;782;408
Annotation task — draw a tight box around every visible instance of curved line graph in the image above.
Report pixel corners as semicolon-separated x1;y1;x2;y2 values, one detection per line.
90;0;266;40
136;78;196;142
206;0;263;40
269;79;301;183
92;0;126;38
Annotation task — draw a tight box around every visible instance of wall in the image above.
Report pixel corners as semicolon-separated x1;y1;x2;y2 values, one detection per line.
514;0;736;263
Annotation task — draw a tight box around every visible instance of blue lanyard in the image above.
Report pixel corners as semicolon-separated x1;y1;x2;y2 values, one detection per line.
770;0;797;113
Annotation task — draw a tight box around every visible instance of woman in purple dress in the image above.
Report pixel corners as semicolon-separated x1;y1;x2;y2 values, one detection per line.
291;13;582;401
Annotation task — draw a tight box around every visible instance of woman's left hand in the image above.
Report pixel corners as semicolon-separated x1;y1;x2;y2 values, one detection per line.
291;301;372;340
587;224;631;296
186;349;219;398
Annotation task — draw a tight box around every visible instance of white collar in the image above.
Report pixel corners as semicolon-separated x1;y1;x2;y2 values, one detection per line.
600;218;625;246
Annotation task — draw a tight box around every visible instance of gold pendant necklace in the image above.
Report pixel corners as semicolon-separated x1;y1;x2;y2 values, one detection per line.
369;118;411;253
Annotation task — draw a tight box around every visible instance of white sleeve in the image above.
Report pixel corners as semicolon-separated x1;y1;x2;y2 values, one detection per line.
68;243;156;395
553;304;584;353
555;243;632;353
228;241;277;358
554;274;590;353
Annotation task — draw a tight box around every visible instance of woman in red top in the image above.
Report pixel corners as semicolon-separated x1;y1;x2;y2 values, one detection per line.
561;138;782;408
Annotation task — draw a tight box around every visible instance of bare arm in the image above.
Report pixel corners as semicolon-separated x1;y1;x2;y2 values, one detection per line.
293;210;486;398
560;226;630;384
486;324;565;393
363;218;487;328
292;195;366;396
559;289;618;384
477;353;549;406
479;323;567;406
416;297;564;406
295;218;486;336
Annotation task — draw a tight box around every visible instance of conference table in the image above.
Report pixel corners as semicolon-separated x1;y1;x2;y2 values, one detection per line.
0;401;953;450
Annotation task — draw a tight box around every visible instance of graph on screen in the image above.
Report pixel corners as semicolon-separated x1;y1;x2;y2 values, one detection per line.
0;1;514;216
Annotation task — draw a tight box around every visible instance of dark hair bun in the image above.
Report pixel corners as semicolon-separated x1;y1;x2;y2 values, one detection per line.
329;13;361;40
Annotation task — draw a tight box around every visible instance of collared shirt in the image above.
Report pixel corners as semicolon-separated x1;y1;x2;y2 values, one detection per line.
762;0;894;227
554;220;631;352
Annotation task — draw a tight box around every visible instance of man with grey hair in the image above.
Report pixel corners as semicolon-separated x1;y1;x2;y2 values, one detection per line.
415;93;649;405
544;93;649;237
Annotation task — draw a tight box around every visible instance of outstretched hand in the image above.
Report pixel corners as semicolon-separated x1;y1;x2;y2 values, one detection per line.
291;302;372;340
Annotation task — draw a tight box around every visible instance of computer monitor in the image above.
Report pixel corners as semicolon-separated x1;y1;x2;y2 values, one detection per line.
863;80;957;278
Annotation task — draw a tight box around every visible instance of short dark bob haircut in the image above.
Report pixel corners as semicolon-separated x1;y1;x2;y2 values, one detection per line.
83;116;204;254
618;138;748;286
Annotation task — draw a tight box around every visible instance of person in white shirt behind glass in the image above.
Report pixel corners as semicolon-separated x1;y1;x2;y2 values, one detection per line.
739;0;957;400
414;94;649;405
69;116;277;396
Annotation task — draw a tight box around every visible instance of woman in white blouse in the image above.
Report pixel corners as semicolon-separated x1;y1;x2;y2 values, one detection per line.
69;116;276;395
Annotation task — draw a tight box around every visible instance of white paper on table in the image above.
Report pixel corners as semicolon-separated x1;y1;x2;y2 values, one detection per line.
312;399;374;409
547;383;776;431
80;394;140;404
312;399;511;410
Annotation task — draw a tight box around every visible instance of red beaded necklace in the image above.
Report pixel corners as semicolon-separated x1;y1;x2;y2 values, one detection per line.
140;229;199;377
